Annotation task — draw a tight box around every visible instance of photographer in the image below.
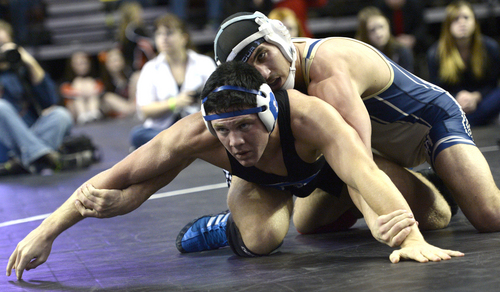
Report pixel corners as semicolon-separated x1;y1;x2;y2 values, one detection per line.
0;19;72;175
129;13;215;149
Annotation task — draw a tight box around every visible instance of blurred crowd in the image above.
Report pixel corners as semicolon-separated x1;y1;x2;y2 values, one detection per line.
0;0;499;176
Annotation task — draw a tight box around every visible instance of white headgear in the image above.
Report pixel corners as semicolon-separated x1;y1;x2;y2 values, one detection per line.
201;83;279;136
214;11;297;90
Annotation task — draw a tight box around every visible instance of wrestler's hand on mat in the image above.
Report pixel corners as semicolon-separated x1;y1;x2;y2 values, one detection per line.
389;239;464;263
74;184;134;218
371;210;416;247
6;228;53;280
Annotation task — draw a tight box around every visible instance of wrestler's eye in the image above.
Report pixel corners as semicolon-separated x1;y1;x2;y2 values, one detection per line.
238;123;250;131
214;126;228;135
257;51;267;61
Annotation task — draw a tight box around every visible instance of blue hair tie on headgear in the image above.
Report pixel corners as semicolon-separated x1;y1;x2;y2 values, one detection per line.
201;84;278;135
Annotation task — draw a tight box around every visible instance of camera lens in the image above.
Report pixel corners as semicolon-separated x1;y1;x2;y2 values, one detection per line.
4;49;21;64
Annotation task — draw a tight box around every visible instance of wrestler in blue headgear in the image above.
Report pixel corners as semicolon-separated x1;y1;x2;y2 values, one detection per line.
200;61;279;135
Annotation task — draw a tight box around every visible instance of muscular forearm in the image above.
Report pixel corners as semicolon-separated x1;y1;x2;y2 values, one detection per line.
359;171;411;216
35;191;86;242
35;169;118;238
348;168;428;248
350;185;421;246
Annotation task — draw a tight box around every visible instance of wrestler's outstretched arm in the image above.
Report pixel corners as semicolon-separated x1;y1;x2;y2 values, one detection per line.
6;113;225;279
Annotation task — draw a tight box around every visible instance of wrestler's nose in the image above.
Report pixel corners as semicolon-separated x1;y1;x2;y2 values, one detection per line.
229;132;244;148
254;64;271;79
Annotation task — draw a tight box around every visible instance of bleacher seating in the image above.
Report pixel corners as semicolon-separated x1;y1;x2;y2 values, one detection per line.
25;0;500;63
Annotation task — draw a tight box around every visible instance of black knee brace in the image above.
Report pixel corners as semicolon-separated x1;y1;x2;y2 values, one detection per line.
226;213;283;257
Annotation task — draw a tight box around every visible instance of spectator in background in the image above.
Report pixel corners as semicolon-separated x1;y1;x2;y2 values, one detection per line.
116;1;155;72
427;1;500;127
60;51;104;124
98;48;138;118
169;0;223;30
273;0;328;38
375;0;431;55
0;20;72;175
268;7;306;38
223;0;274;24
356;6;414;73
129;13;216;149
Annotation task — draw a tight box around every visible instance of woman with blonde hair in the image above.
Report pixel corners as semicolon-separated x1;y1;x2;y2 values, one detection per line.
268;7;306;38
427;0;500;126
356;6;414;72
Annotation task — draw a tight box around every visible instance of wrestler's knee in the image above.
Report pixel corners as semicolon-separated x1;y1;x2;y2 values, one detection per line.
227;213;284;257
468;206;500;232
417;202;451;231
295;209;359;234
293;218;315;234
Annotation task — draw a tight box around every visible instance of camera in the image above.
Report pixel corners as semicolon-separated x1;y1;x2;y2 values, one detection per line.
0;48;21;65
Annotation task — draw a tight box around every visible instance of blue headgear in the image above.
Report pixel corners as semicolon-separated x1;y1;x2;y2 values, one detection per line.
201;83;278;136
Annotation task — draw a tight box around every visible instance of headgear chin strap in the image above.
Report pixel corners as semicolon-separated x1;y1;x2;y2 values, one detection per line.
281;63;296;90
202;83;278;136
214;11;296;90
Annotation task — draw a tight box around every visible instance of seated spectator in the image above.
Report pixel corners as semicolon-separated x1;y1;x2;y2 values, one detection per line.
375;0;431;77
98;48;138;118
60;51;104;124
273;0;328;37
116;1;155;73
129;13;216;149
0;20;72;175
356;6;414;73
427;0;500;126
375;0;431;54
169;0;223;30
268;7;306;38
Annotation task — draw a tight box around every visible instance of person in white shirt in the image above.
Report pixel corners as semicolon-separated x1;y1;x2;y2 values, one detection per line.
130;13;216;149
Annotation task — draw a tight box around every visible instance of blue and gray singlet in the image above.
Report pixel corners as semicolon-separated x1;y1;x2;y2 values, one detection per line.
295;37;475;168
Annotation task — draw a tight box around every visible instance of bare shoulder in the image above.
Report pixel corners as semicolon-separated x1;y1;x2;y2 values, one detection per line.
286;89;341;130
286;89;326;110
309;37;392;96
285;89;347;157
316;37;382;60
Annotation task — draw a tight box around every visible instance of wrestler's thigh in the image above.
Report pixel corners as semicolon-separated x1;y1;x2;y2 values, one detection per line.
228;176;294;250
434;144;500;231
374;154;451;230
293;186;353;233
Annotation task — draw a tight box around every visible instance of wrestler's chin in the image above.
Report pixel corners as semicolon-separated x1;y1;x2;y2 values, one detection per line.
269;78;282;91
234;154;258;167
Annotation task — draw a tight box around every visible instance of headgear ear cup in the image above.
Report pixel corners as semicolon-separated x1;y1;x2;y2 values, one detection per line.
201;83;279;135
256;83;278;132
200;103;216;136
